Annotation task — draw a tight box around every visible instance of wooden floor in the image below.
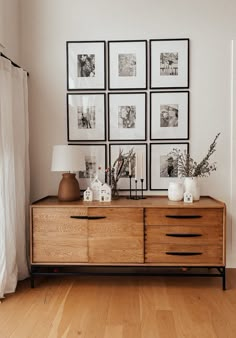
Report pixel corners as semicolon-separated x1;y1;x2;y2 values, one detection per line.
1;269;236;338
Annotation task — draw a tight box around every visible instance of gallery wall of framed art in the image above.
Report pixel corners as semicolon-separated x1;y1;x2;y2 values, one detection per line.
66;38;190;191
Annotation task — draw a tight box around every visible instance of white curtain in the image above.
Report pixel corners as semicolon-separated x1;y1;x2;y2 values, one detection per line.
0;56;29;298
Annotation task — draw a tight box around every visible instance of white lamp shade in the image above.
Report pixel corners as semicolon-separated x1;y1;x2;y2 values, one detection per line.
51;145;85;172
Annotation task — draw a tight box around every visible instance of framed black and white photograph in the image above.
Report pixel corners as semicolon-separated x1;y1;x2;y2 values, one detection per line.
66;41;106;90
108;40;147;90
150;91;189;140
67;93;106;141
150;143;189;190
69;144;107;190
109;143;147;190
150;39;189;89
108;92;147;141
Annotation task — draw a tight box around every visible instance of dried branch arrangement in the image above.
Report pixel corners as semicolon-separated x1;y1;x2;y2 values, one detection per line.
169;133;220;177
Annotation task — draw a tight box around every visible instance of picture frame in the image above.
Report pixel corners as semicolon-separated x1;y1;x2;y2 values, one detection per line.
67;93;106;141
150;38;189;89
150;142;189;190
150;91;189;140
69;144;107;191
109;143;147;190
108;40;147;90
66;41;106;90
108;92;147;141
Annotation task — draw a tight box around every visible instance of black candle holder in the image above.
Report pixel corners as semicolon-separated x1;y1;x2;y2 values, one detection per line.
128;177;145;200
140;178;146;199
133;179;140;200
128;175;132;199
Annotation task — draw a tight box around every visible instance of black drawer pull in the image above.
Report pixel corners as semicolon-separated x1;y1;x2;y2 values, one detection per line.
70;216;106;220
165;252;203;256
165;215;202;219
166;233;202;238
70;216;88;219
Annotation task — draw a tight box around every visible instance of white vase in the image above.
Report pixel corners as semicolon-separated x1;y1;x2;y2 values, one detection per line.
184;177;200;201
168;182;184;201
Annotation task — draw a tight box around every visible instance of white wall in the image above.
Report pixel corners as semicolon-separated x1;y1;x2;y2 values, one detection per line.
0;0;20;62
20;0;236;266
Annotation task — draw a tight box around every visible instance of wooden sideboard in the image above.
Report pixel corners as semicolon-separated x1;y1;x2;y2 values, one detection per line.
30;196;226;289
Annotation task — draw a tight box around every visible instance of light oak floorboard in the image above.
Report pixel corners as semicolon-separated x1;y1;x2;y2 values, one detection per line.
0;270;236;338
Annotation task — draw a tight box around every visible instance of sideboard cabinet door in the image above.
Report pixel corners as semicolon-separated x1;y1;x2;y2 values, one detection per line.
32;207;88;263
88;207;144;263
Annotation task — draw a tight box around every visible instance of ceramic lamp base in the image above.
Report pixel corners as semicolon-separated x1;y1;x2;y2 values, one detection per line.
58;173;80;201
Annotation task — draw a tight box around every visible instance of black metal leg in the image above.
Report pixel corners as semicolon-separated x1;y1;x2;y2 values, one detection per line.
217;267;226;290
222;267;226;291
30;274;35;288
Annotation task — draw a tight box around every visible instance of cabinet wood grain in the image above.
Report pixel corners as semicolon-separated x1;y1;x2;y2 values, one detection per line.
32;207;88;263
88;208;144;263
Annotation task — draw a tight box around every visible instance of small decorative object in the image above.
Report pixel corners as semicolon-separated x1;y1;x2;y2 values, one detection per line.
51;145;85;201
168;182;184;201
150;38;189;89
99;183;112;202
108;40;147;90
83;187;93;202
184;191;193;203
91;175;102;201
169;133;220;201
108;92;147;141
67;93;106;141
150;91;189;140
66;41;106;90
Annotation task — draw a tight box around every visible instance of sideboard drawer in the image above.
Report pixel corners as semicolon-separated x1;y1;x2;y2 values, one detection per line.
32;207;88;263
146;225;223;245
145;244;223;264
145;208;223;226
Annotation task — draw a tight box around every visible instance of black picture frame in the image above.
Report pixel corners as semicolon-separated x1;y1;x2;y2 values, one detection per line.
109;143;148;191
68;144;107;191
67;93;106;142
108;40;147;90
108;92;147;141
150;91;189;140
66;40;106;91
150;142;189;190
150;38;189;89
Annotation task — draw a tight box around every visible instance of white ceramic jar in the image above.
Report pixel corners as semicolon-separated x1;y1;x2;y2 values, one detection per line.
184;177;200;201
168;182;184;201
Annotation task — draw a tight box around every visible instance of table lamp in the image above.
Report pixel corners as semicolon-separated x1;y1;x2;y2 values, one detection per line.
51;145;85;201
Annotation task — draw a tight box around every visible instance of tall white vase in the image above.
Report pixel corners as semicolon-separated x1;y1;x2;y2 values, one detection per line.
184;177;200;201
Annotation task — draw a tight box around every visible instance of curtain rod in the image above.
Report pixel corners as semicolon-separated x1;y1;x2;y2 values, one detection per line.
0;52;29;77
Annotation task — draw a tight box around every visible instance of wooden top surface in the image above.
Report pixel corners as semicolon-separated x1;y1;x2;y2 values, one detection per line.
31;195;225;209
